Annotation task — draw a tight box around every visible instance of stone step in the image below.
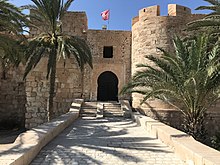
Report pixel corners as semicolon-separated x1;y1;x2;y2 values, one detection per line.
81;109;97;113
104;104;120;106
104;112;123;115
104;108;122;110
103;103;123;117
104;113;124;117
103;104;120;106
80;113;96;117
80;102;97;117
82;102;97;106
104;106;121;109
80;111;97;117
81;107;97;109
104;110;121;112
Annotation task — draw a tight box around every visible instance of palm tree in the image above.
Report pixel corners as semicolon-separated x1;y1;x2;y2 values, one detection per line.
121;35;220;140
188;0;220;35
23;0;93;121
0;0;25;34
0;0;27;79
0;35;26;79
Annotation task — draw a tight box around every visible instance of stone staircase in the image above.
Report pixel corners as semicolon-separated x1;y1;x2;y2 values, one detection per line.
80;102;97;117
103;102;123;117
80;101;125;118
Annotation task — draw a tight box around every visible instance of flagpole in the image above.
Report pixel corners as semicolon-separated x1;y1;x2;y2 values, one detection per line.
108;9;110;30
101;9;110;30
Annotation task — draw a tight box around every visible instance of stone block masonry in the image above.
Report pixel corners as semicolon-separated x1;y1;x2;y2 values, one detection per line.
25;57;83;128
25;11;132;128
0;66;26;129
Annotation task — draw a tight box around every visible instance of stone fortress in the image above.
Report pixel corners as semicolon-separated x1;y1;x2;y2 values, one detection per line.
0;4;220;134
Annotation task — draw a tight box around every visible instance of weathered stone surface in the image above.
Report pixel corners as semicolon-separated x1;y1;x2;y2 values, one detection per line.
1;4;220;135
0;65;26;129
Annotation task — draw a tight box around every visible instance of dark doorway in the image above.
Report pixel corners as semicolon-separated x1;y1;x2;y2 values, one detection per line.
97;71;118;101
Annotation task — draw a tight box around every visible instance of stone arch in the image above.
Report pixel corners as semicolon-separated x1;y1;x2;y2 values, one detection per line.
97;71;118;101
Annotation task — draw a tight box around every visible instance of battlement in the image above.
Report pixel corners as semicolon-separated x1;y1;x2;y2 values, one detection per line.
139;5;160;18
168;4;191;16
132;4;191;25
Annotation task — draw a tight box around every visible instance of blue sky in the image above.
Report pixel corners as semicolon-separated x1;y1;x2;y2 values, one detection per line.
10;0;209;30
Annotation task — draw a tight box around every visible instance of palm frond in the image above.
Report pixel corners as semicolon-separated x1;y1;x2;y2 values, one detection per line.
203;0;220;6
121;34;220;139
196;6;218;11
59;0;74;19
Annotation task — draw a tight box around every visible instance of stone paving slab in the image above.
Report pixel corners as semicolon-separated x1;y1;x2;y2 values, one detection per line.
30;117;184;165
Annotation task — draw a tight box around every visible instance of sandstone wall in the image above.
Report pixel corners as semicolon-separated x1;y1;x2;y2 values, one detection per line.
26;12;89;128
0;66;26;129
62;12;88;38
30;11;88;38
26;12;132;128
25;57;82;128
87;30;131;100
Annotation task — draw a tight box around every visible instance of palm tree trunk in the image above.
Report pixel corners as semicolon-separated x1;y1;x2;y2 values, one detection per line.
47;48;57;121
1;60;6;80
81;68;84;98
183;108;206;141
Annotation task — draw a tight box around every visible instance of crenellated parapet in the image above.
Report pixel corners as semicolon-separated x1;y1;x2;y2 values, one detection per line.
133;4;193;25
168;4;191;16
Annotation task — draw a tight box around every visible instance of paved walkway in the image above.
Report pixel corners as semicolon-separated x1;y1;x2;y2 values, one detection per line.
31;118;184;165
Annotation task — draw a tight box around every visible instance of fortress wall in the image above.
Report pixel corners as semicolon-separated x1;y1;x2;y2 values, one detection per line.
25;12;89;128
62;12;88;38
25;12;132;128
87;30;132;100
30;11;88;38
25;57;82;128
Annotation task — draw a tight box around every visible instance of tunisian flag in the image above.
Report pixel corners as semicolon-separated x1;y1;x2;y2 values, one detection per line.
101;9;110;20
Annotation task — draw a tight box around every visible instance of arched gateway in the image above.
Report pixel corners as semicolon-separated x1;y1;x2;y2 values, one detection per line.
97;71;118;101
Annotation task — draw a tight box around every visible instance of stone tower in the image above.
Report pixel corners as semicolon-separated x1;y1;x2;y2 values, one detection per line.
131;4;204;109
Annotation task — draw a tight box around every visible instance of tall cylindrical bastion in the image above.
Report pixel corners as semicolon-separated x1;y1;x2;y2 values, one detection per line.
131;4;204;110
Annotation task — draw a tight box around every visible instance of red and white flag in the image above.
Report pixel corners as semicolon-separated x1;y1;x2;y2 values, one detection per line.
101;9;110;20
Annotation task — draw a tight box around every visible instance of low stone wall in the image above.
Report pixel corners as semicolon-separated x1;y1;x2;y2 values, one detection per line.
138;107;220;138
132;112;220;165
137;108;183;130
0;99;83;165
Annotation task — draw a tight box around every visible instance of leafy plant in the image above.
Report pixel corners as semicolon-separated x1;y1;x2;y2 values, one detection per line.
121;35;220;140
211;132;220;151
0;0;27;79
188;0;220;37
23;0;93;121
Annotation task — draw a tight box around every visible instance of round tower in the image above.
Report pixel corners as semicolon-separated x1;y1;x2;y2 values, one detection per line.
131;4;203;110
